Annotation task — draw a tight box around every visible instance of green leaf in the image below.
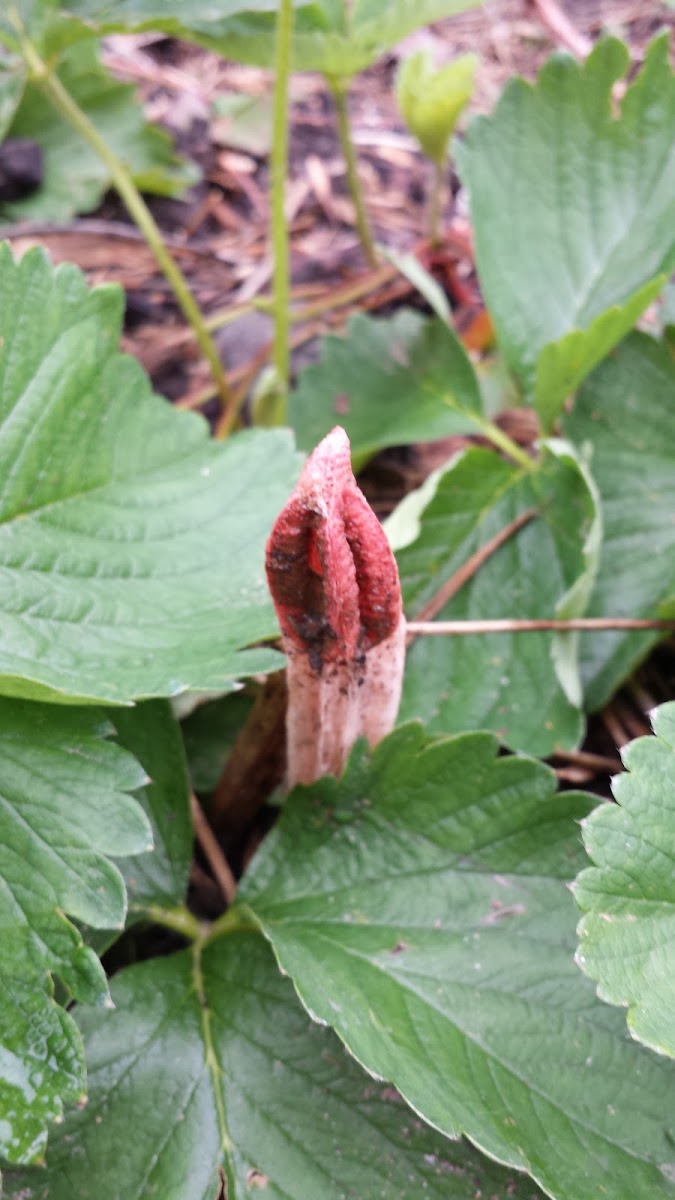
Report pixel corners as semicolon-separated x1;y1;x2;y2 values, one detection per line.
3;934;547;1199
0;1;59;49
289;310;484;472
58;0;484;75
52;0;299;43
574;702;675;1059
1;0;272;56
0;981;84;1169
384;463;446;552
241;726;675;1200
181;691;254;793
396;442;599;754
548;439;603;709
381;246;451;320
0;39;196;222
0;244;302;704
340;0;483;70
0;60;25;141
211;89;273;156
561;333;675;711
459;36;675;429
396;50;477;164
0;698;151;1163
109;701;193;912
533;278;665;432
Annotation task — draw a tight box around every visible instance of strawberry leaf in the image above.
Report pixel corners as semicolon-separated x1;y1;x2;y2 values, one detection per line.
459;36;674;430
241;726;675;1200
562;333;675;710
0;699;150;1163
289;311;484;472
574;701;675;1059
110;701;193;913
396;442;599;755
55;0;485;75
0;245;301;704
3;935;546;1198
0;40;196;222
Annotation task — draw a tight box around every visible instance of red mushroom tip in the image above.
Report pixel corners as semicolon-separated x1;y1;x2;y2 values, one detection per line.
266;426;402;671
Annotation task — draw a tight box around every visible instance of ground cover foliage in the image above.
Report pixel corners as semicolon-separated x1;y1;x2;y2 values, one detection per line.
0;5;674;1199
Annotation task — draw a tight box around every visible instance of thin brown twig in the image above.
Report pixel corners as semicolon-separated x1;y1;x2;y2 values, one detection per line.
406;617;675;635
101;46;213;103
213;340;274;437
203;260;399;336
611;698;651;741
190;792;237;906
0;218;224;263
601;707;632;752
554;766;594;784
550;747;623;774
531;0;592;57
178;237;470;418
627;678;658;717
407;509;538;645
186;316;352;426
210;672;287;838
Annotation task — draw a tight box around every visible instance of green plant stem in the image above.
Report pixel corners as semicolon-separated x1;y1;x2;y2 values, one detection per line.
18;34;233;413
145;905;204;942
266;0;294;424
205;905;260;945
328;76;378;268
145;902;259;945
475;416;537;471
428;158;445;248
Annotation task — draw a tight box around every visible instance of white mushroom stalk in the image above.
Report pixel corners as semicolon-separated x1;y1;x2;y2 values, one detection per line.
265;426;406;788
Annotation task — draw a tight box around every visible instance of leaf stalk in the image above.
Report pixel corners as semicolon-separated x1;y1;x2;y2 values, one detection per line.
328;75;378;267
428;158;445;248
474;415;537;471
259;0;294;428
205;905;260;945
144;905;204;942
17;31;234;413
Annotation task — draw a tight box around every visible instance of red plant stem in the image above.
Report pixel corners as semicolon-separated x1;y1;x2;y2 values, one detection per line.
190;793;237;905
406;618;675;634
531;0;591;57
408;509;537;636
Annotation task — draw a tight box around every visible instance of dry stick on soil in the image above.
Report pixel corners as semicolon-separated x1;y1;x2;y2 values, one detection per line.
210;672;288;838
266;426;405;788
406;618;675;635
203;229;471;340
190;792;237;905
554;765;595;784
550;747;623;774
629;678;660;714
611;697;652;740
204;260;399;336
601;706;633;752
531;0;592;58
14;32;233;414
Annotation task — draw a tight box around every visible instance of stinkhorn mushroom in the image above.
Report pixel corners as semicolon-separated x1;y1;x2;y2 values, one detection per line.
266;426;405;788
